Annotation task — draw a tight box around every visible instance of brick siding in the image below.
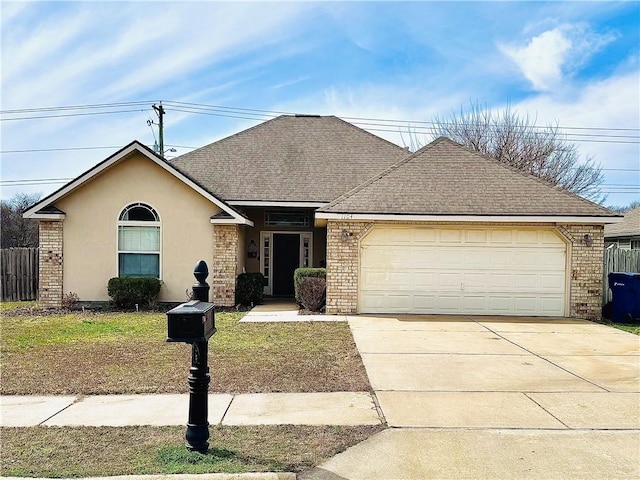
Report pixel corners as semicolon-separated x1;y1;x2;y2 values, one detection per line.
39;220;63;308
212;225;239;307
326;221;373;314
326;220;605;319
557;223;605;320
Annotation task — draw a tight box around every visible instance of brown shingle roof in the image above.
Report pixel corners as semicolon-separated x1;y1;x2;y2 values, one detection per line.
168;115;408;203
605;206;640;238
319;137;618;217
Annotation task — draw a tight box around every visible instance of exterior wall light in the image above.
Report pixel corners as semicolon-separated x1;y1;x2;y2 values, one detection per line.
247;239;258;258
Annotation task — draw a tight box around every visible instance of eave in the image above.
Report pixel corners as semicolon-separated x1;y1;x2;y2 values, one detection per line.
314;212;624;225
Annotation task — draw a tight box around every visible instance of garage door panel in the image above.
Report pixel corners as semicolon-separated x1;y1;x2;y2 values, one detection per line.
412;228;438;243
540;296;564;315
464;230;488;243
440;230;463;243
437;295;465;311
517;230;546;244
488;296;515;312
359;227;566;316
463;295;487;311
514;274;539;289
413;294;437;310
541;274;565;290
413;272;437;288
489;230;514;243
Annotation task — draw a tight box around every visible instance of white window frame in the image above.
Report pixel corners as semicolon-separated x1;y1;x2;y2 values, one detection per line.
260;231;313;295
116;202;162;279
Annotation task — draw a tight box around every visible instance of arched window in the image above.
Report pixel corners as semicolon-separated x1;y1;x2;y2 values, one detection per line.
118;203;160;277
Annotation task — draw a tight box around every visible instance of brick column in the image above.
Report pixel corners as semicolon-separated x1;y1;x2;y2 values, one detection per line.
325;221;373;314
39;220;63;308
212;225;239;307
558;224;605;320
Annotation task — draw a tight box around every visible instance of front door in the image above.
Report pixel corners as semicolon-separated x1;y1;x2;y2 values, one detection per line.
272;233;301;296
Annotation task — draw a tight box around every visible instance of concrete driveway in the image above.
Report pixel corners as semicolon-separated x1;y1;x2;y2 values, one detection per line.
305;315;640;479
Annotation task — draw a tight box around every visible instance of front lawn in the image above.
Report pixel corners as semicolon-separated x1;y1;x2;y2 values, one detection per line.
0;306;371;395
0;304;378;477
0;425;383;477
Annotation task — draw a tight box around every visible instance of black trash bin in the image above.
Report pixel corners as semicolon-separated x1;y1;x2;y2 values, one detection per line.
608;272;640;323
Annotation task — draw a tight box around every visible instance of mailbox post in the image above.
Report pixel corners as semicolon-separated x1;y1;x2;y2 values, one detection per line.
166;260;215;453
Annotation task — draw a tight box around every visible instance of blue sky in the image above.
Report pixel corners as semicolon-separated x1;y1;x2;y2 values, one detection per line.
1;1;639;207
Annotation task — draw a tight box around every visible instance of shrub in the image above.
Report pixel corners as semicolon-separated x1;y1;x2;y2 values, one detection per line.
61;292;80;310
107;277;162;310
298;277;326;312
235;272;265;306
293;268;326;305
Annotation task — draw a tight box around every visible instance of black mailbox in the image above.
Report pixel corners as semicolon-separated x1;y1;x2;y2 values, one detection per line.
167;300;216;344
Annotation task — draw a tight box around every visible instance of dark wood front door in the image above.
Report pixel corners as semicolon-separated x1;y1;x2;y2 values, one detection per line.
272;233;300;296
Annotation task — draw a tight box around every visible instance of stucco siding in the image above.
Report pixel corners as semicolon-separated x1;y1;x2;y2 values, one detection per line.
56;152;221;303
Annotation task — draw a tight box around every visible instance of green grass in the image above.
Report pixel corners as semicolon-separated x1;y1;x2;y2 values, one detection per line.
0;425;384;477
602;320;640;335
2;312;162;348
0;300;37;311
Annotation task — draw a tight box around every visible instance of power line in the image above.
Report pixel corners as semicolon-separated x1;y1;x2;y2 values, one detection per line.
2;100;639;140
0;101;154;115
0;108;148;122
0;143;193;154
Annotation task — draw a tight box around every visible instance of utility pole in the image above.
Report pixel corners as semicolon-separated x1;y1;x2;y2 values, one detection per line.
152;103;165;156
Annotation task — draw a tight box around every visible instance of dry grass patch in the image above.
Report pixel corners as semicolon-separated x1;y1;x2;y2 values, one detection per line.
1;425;383;477
0;308;371;394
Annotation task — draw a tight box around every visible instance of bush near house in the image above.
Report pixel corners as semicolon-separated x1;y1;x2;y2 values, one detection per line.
294;268;326;310
298;277;326;312
107;277;162;310
235;272;265;306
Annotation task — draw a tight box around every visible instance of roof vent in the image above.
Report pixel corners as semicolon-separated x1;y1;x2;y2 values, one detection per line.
294;114;321;118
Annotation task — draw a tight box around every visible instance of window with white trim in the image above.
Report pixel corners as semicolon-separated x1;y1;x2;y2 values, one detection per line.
118;203;160;277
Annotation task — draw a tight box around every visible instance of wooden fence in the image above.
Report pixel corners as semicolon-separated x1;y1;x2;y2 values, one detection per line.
0;248;39;302
602;248;640;305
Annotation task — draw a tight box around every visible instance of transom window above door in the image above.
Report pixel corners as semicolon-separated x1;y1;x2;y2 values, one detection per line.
264;210;309;227
118;203;161;278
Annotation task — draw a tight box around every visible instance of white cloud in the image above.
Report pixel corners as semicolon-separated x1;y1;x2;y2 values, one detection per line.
500;28;572;91
500;24;617;92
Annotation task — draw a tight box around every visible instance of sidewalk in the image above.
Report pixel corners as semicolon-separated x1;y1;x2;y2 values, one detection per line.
240;300;344;323
1;392;382;428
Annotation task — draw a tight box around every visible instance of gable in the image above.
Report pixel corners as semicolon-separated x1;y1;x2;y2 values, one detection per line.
24;141;251;225
168;115;409;204
317;137;620;223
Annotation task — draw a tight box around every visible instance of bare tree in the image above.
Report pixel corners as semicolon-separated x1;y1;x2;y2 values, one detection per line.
424;103;606;203
1;192;41;248
607;200;640;213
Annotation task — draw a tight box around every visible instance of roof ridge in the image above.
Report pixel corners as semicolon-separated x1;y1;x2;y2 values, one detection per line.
171;115;286;161
320;137;444;211
332;116;410;153
442;137;614;215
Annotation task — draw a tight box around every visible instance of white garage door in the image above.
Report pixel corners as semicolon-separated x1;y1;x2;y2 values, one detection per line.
359;227;567;316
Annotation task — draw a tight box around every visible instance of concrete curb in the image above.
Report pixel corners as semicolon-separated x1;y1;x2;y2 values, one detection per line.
0;475;296;480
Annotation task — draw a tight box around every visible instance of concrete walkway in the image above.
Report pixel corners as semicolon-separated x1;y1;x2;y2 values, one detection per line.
304;314;640;479
1;392;381;428
240;299;345;323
